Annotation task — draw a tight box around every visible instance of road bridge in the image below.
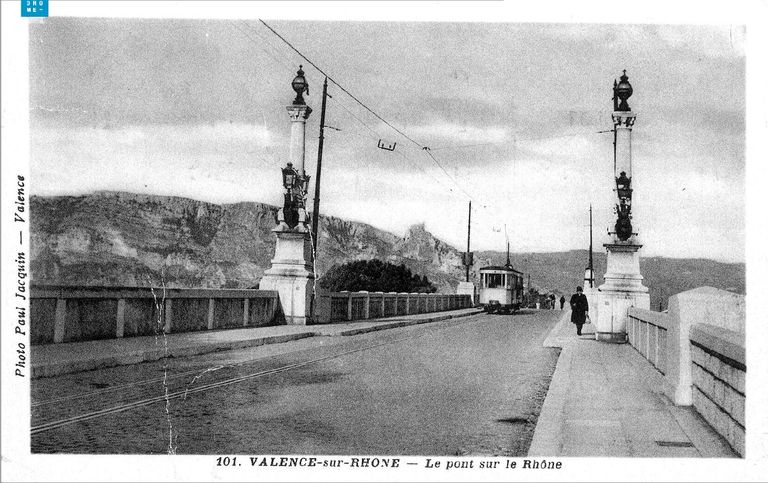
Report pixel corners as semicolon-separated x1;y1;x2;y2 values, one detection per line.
31;310;561;455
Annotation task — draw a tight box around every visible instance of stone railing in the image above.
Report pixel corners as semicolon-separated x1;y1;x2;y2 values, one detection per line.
689;324;745;456
627;286;745;456
30;285;281;345
627;307;669;374
315;291;471;324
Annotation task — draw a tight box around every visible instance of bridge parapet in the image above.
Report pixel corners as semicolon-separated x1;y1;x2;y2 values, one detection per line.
628;287;745;456
30;285;281;345
627;307;669;374
316;290;471;324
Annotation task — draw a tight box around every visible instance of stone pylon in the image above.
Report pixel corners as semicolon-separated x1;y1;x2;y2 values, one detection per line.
595;72;650;343
259;67;315;325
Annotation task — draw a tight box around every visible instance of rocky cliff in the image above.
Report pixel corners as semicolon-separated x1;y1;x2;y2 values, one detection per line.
30;192;465;291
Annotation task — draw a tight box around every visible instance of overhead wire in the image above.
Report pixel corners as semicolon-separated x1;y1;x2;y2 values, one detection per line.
422;148;476;200
243;19;477;202
233;19;570;228
328;94;458;194
255;20;497;206
326;94;382;141
226;20;519;249
427;130;614;152
228;21;295;77
257;19;426;150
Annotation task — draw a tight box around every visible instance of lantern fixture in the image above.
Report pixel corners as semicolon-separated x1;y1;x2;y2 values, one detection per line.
615;171;632;200
291;65;309;105
282;162;297;190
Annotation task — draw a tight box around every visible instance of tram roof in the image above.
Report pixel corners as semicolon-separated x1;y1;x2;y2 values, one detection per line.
479;264;523;274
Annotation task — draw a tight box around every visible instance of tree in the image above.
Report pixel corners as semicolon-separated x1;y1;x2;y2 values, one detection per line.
319;259;437;293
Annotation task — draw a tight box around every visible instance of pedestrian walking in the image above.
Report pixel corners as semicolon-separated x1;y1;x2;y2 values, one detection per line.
559;295;565;310
569;286;589;336
549;294;556;310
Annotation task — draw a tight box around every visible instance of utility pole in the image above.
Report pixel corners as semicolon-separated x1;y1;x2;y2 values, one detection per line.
613;79;618;176
456;201;476;304
465;201;471;282
588;204;594;288
527;273;531;304
311;77;328;257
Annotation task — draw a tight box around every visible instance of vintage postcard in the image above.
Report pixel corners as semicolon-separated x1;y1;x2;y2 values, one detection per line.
2;1;767;481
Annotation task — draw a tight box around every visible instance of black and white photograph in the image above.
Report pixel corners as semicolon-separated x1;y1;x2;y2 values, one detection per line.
2;1;767;481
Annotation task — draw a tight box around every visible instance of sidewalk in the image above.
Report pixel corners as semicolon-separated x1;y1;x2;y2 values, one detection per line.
529;311;737;457
31;308;481;379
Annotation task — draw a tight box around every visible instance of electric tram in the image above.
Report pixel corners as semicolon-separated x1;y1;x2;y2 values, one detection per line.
478;262;524;314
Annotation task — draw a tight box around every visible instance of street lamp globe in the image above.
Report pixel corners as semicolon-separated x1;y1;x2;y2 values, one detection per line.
616;70;633;111
291;65;308;105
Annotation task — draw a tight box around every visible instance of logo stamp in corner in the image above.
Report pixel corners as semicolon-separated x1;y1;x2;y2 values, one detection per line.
21;0;47;17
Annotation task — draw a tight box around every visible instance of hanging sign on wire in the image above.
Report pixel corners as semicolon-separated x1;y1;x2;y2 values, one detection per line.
377;139;397;151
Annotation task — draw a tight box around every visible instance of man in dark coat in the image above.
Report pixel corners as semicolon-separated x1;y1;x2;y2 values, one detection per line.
569;286;589;335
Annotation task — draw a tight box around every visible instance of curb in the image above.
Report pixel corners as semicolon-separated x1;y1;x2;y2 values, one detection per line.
527;309;574;456
527;341;573;456
542;310;573;348
32;332;315;379
32;310;482;379
325;310;483;337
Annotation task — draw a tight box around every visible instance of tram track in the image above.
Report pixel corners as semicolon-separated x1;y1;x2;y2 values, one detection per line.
31;346;317;409
31;318;476;436
31;365;225;408
32;315;480;410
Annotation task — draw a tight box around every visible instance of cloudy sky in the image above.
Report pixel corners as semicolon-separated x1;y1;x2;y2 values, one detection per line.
29;19;746;262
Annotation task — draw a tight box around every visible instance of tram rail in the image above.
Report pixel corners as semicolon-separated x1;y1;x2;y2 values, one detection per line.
31;315;480;436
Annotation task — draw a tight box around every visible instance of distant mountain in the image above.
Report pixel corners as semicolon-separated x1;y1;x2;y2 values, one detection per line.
30;192;745;309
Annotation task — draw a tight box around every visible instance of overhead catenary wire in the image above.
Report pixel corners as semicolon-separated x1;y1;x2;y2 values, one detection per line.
228;21;295;77
225;21;522;249
332;93;491;203
233;20;549;219
329;94;458;194
427;130;614;152
258;19;426;150
227;21;456;203
326;94;383;141
231;20;465;198
422;148;476;200
255;20;497;206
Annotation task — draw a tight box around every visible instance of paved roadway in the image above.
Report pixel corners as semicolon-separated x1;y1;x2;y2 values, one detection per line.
31;310;563;455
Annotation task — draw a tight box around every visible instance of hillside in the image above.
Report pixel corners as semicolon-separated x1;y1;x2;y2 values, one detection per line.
30;192;745;309
29;192;464;292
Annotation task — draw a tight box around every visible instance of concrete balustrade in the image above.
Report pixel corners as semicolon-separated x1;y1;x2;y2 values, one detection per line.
317;290;471;323
627;307;669;374
626;287;745;456
31;285;282;345
689;324;745;456
666;287;745;406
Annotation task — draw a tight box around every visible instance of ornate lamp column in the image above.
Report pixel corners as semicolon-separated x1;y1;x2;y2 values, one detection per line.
259;66;315;325
595;71;650;343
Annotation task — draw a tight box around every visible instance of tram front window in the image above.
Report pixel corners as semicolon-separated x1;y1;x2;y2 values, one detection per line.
487;274;504;288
